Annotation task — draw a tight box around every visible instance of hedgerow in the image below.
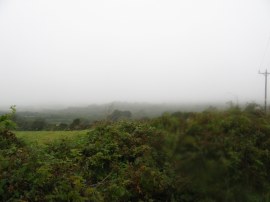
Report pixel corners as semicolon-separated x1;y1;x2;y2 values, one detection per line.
1;106;270;201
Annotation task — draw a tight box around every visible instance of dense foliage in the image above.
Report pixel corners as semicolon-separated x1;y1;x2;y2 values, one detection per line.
2;105;270;201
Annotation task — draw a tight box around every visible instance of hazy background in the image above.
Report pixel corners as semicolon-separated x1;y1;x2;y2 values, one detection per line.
1;0;270;108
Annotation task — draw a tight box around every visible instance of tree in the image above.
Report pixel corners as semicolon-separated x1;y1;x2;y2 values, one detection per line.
69;118;81;130
31;118;47;131
107;110;132;121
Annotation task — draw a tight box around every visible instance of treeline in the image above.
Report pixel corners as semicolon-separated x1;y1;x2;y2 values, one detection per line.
2;103;270;201
1;102;222;131
12;109;134;131
13;116;90;131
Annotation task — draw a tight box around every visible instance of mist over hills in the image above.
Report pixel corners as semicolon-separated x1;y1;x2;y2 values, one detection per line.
0;101;231;125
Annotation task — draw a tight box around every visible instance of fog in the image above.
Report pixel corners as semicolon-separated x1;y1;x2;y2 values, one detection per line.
1;0;270;108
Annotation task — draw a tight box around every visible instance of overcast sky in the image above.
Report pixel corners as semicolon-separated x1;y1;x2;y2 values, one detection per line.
1;0;270;107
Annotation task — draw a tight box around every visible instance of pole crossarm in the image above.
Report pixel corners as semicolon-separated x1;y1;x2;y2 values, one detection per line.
259;70;270;75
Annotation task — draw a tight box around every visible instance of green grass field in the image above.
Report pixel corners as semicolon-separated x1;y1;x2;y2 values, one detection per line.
15;130;88;146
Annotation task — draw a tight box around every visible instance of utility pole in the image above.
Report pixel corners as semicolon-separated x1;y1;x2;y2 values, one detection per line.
259;69;270;113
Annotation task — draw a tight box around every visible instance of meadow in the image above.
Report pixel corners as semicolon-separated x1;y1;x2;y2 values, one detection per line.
15;130;88;146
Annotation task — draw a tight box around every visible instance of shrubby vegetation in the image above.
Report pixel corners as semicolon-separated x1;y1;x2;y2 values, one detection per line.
2;104;270;201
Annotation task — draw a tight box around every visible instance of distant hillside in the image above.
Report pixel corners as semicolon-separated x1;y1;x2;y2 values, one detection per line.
2;102;227;125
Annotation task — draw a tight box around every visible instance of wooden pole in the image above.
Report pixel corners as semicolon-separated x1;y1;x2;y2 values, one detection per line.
259;69;270;113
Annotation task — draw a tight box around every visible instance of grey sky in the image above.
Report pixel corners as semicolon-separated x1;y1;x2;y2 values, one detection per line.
1;0;270;106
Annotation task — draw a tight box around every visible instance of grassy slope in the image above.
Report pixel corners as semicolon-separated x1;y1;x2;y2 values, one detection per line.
15;130;88;146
